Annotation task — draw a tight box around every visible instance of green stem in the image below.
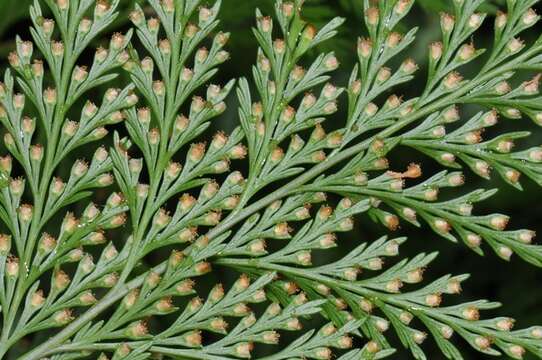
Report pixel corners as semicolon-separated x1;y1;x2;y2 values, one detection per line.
118;8;184;284
2;9;79;347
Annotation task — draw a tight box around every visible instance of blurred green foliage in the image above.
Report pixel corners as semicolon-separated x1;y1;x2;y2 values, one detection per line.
0;1;32;56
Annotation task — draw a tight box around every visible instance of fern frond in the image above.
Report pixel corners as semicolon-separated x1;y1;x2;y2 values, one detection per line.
1;0;542;359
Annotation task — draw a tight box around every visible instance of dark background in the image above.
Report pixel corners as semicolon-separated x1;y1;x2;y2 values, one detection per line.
1;0;541;358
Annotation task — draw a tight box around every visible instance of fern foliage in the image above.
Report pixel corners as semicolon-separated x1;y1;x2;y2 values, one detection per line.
1;0;542;359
